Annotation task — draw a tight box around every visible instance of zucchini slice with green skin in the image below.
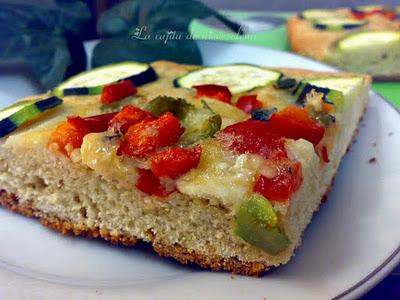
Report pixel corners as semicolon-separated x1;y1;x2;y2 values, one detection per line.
338;31;400;51
146;96;222;145
54;62;158;96
174;64;281;94
235;195;289;255
299;9;339;21
313;18;366;30
0;96;63;138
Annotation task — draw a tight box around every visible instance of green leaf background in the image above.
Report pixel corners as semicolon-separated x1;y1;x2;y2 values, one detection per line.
0;0;91;89
0;0;240;89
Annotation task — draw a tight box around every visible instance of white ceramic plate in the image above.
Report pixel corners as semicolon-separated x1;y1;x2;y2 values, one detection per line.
0;41;399;300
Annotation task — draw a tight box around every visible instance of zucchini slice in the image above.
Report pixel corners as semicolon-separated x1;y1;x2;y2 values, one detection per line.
54;62;158;96
338;30;400;50
174;64;281;94
313;18;366;30
0;96;63;138
299;9;339;21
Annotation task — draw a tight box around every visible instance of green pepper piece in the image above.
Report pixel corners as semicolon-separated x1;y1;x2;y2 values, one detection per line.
146;96;193;119
235;194;289;255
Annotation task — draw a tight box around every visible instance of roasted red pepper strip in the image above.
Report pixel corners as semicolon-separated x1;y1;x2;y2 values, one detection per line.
150;145;202;179
48;117;90;156
316;144;330;163
236;95;263;114
266;106;325;146
83;112;118;132
109;105;155;134
218;120;288;159
254;158;303;202
136;168;173;197
101;80;137;104
48;112;118;156
119;112;185;158
217;109;314;202
193;84;232;103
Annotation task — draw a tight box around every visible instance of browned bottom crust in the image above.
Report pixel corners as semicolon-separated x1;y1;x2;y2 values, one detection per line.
0;190;269;276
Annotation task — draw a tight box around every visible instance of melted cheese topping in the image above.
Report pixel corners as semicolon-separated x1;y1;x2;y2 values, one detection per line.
176;139;264;210
80;132;138;188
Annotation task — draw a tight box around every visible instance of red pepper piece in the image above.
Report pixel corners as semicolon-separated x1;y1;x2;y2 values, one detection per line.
48;117;90;156
267;106;325;146
150;145;202;179
119;112;185;158
109;105;155;134
48;112;118;156
254;158;303;202
217;120;288;159
193;84;232;103
101;80;137;104
316;144;330;163
236;95;263;114
83;112;118;132
136;168;173;197
351;12;366;20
